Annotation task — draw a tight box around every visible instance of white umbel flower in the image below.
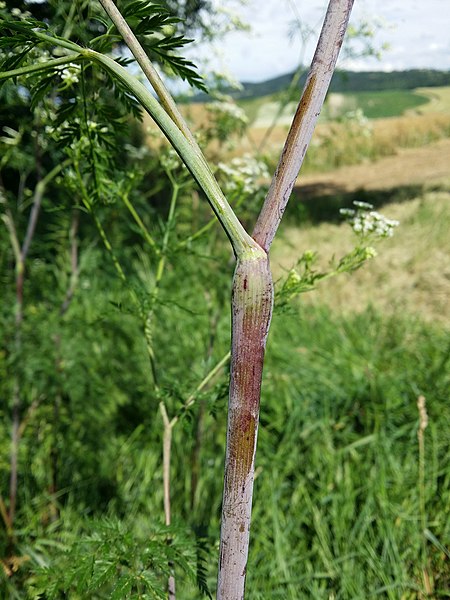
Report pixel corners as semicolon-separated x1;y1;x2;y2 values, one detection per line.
60;63;81;86
340;201;399;239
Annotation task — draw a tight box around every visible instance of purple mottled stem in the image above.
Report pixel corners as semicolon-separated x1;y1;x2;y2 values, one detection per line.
217;254;273;599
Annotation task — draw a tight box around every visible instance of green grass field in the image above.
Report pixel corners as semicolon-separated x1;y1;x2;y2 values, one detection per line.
239;87;442;126
329;89;429;119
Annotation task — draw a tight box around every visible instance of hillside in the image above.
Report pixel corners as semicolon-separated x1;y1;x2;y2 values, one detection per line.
189;68;450;103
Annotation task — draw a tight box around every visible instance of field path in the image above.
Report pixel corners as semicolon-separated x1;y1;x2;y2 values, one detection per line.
295;138;450;195
271;137;450;324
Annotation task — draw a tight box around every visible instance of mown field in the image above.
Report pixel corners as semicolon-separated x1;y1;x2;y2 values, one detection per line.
175;86;450;177
240;87;430;125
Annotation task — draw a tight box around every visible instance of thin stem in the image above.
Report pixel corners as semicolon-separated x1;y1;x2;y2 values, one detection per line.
119;191;159;256
159;402;173;528
157;349;229;596
176;193;248;250
0;54;81;81
159;402;176;600
143;179;179;386
22;161;70;260
93;213;127;282
4;160;69;536
21;27;84;54
74;162;127;282
417;395;432;594
183;351;230;415
253;0;355;251
98;0;198;149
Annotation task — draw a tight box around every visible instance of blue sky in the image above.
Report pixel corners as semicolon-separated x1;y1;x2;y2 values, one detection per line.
189;0;450;82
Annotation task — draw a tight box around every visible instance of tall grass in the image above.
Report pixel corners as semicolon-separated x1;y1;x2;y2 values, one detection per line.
244;306;450;598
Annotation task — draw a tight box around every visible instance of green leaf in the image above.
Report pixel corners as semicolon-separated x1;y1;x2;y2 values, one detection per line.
111;575;133;599
89;561;117;591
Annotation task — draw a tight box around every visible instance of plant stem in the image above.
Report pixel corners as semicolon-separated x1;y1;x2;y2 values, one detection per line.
0;54;81;80
159;402;176;600
253;0;355;251
4;160;68;536
217;254;273;599
417;395;432;594
98;0;199;150
73;161;127;282
158;350;230;597
120;191;159;256
218;3;354;596
143;177;180;386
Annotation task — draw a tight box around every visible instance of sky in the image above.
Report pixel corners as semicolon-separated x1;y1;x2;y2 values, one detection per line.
188;0;450;83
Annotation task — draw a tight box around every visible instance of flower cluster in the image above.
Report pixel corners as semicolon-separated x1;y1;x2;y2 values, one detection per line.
217;154;269;196
159;144;186;173
207;101;248;125
60;63;81;87
344;108;372;138
340;201;399;239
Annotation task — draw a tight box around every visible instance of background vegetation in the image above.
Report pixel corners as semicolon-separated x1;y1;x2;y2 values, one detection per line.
1;1;449;598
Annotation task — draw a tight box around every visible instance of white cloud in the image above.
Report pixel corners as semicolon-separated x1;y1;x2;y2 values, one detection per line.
188;0;450;82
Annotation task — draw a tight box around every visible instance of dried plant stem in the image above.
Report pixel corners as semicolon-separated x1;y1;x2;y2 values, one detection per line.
417;395;432;595
3;161;68;535
159;403;176;600
158;351;230;598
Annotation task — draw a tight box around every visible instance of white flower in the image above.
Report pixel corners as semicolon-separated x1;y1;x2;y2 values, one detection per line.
208;101;248;124
60;63;81;86
340;201;399;239
217;154;269;196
